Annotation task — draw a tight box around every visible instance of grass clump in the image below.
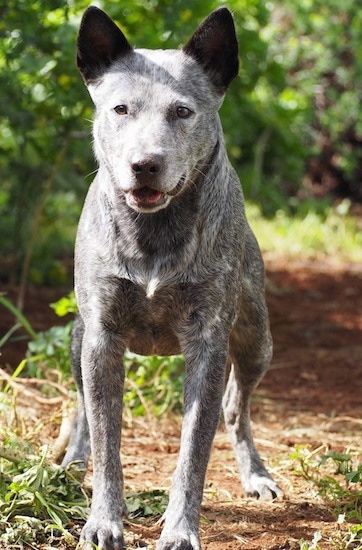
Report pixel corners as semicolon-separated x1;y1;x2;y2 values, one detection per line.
247;199;362;263
0;444;89;547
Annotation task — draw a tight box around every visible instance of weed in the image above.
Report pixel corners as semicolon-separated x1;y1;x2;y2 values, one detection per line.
0;434;168;547
50;291;77;317
290;444;323;481
26;322;73;377
318;452;362;522
330;516;362;550
0;296;37;347
300;530;322;550
0;294;73;380
124;353;184;418
0;444;89;546
19;293;75;378
126;489;168;519
292;446;362;549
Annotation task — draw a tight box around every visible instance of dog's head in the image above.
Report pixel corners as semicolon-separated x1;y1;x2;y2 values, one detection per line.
77;7;239;213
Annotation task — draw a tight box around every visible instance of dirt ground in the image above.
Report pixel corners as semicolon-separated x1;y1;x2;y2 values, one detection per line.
0;257;361;549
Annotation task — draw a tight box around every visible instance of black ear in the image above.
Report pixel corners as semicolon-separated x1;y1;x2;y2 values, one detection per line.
77;6;132;83
183;8;239;93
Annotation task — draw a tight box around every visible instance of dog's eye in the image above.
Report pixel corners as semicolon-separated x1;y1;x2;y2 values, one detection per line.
176;106;192;118
114;105;128;115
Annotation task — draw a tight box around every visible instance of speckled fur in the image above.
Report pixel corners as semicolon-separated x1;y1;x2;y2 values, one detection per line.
62;7;282;550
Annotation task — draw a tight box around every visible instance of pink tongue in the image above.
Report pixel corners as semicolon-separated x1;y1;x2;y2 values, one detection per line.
132;187;162;204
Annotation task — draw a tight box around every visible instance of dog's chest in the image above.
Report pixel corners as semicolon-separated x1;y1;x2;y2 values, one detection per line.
124;281;184;356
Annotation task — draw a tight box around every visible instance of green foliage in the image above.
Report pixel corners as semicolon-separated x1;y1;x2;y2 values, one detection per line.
50;291;77;317
300;521;362;550
318;452;362;521
269;0;362;188
1;0;361;285
292;446;362;550
24;293;76;378
26;323;73;377
124;353;184;417
291;446;362;520
0;0;92;284
126;489;168;519
0;296;37;345
0;294;73;377
0;437;167;547
0;445;89;546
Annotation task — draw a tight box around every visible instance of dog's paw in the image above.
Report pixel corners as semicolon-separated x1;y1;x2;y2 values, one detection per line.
80;516;124;550
244;473;283;501
156;534;200;550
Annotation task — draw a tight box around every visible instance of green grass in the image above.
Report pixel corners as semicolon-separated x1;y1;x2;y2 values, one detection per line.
247;199;362;262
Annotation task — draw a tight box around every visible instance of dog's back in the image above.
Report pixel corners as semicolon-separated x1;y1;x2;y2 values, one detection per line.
63;8;282;550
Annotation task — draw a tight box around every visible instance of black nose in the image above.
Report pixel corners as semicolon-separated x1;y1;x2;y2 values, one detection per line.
131;155;163;185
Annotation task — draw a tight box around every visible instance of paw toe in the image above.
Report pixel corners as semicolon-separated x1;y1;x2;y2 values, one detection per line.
245;475;283;501
81;519;124;550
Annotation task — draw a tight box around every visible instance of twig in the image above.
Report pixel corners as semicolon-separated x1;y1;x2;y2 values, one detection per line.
0;367;65;404
0;444;28;465
51;405;75;461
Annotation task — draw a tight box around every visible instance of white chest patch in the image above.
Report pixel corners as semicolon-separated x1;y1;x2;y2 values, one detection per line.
146;277;159;299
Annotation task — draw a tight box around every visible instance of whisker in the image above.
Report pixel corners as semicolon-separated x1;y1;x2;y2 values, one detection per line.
85;168;98;179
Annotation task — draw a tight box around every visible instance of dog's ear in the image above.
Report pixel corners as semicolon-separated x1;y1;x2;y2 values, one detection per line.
183;8;239;93
77;6;132;83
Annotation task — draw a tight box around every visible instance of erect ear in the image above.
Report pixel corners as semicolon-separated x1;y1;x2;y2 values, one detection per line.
183;8;239;93
77;6;132;83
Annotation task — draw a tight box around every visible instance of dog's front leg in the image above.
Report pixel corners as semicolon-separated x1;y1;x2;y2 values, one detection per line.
158;336;228;550
80;324;125;550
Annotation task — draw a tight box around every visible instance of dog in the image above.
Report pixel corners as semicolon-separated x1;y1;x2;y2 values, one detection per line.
62;6;282;550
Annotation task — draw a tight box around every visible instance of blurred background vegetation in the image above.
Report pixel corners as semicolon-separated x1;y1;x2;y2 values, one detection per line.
1;0;361;289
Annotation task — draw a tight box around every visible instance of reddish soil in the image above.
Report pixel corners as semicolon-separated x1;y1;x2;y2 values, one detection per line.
0;258;361;549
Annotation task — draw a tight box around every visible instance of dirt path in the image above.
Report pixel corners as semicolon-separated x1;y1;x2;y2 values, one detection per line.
1;258;361;549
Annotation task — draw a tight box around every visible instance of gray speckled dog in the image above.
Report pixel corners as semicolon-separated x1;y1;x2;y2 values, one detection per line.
62;7;282;550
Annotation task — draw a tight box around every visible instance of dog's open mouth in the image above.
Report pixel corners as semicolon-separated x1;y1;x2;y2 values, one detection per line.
128;177;186;211
131;187;164;206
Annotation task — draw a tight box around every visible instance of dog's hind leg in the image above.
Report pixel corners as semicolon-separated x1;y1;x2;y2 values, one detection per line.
223;290;283;500
61;314;91;471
